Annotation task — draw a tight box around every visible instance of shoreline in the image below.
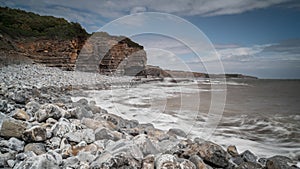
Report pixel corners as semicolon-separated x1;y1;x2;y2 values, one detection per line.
0;64;299;168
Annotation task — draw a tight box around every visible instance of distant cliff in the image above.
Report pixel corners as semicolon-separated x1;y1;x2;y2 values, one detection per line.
0;6;89;70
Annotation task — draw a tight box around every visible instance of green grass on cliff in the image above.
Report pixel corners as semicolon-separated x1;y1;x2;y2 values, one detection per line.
0;6;89;40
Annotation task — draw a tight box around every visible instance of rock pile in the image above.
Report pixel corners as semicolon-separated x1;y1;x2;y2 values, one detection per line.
0;65;299;168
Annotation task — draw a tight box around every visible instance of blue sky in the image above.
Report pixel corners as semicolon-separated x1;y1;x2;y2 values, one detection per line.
1;0;300;78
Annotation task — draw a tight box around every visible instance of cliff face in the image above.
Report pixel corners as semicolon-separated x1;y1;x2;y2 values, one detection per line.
76;32;147;75
0;7;89;70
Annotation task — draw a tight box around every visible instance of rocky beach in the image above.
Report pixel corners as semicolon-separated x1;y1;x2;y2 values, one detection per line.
0;64;299;169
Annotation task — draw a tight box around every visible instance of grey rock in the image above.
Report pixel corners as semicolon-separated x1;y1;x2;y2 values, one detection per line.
133;134;159;156
189;155;207;169
266;155;293;169
237;161;262;169
51;119;76;137
12;109;30;121
77;151;96;163
69;106;93;120
13;153;60;169
180;159;197;169
157;139;179;154
91;151;141;169
167;128;187;138
0;152;15;167
7;159;15;168
46;137;61;150
0;100;8;112
258;157;267;166
95;127;120;141
0;137;24;152
155;154;179;169
23;125;47;142
142;154;155;169
240;150;257;163
65;128;95;143
16;151;37;161
24;143;46;155
0;118;27;139
62;157;80;168
9;90;27;104
197;141;230;168
35;104;67;122
25;101;40;116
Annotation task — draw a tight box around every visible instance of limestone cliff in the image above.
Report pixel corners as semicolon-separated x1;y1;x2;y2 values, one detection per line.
76;32;147;75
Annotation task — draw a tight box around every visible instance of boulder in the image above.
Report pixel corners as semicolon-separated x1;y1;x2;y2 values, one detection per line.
13;153;60;169
65;128;95;143
25;101;40;116
0;137;24;152
23;126;47;142
155;154;179;169
133;134;159;156
240;150;257;163
227;145;239;157
167;128;187;138
189;155;207;169
237;161;262;169
51;118;76;137
266;155;293;169
24;143;46;155
0;118;27;139
180;159;197;169
197;141;230;168
12;109;30;121
142;154;155;169
35;104;67;122
0;152;15;168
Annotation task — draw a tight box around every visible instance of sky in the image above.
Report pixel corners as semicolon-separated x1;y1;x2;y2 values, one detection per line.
1;0;300;78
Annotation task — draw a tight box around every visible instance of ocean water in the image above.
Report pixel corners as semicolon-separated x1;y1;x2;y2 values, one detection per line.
72;78;300;160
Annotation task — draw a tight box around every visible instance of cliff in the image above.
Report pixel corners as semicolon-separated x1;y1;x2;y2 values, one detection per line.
76;32;147;75
0;7;89;70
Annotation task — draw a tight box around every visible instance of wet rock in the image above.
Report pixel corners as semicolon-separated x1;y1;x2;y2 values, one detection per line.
197;141;230;168
155;154;179;169
0;118;27;139
142;154;155;169
35;104;67;122
51;118;76;137
81;117;107;130
13;153;60;169
189;155;207;169
180;159;197;169
227;145;239;157
240;150;257;163
157;139;179;154
12;109;30;121
24;143;46;155
258;157;267;166
102;113;127;129
0;152;15;167
237;161;262;169
147;128;169;141
23;126;47;142
65;128;95;143
0;100;8;112
266;155;293;169
25;101;40;116
167;128;187;138
0;137;24;152
133;134;159;156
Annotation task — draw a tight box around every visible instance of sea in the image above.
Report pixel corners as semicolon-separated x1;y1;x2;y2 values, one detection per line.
72;78;300;161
